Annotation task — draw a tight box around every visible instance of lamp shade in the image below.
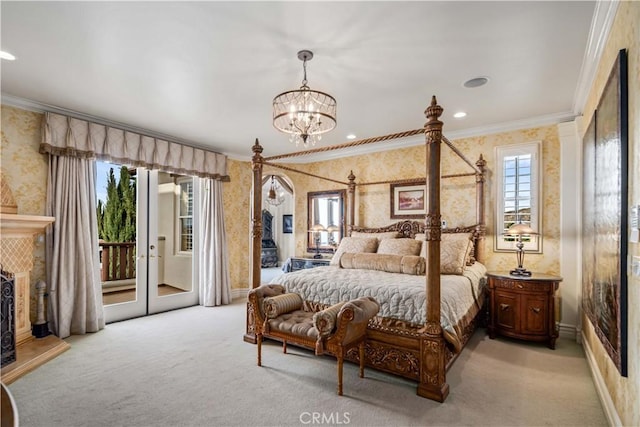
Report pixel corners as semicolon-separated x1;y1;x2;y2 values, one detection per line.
326;225;340;233
506;223;537;236
309;223;326;233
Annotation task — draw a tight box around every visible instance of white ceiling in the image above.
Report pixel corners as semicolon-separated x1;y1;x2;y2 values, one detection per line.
1;1;599;161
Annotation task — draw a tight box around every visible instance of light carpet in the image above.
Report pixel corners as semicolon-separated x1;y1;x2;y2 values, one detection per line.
8;299;606;427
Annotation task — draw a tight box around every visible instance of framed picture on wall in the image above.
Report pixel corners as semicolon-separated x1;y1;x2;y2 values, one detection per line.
282;214;293;234
581;48;628;377
390;180;426;219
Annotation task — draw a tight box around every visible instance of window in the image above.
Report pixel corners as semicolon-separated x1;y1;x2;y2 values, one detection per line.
495;142;542;252
177;178;193;253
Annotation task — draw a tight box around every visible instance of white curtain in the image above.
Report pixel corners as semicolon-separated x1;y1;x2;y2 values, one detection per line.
198;178;231;306
45;155;105;338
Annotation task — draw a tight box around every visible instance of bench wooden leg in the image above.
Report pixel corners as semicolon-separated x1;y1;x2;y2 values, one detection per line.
337;355;344;396
358;341;365;378
283;340;287;354
257;333;262;367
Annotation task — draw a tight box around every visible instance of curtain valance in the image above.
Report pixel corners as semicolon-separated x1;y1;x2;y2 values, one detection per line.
40;112;229;181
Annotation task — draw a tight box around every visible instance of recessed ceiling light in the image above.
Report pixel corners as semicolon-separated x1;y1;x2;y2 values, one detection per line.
0;51;16;61
463;77;489;88
453;112;467;118
346;134;356;140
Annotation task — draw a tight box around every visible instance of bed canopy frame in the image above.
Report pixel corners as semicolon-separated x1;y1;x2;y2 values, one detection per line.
245;96;487;402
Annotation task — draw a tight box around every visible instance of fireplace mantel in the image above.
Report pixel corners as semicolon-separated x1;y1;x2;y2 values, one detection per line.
0;213;55;237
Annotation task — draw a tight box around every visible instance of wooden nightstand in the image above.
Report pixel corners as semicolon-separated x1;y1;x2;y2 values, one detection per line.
486;271;562;349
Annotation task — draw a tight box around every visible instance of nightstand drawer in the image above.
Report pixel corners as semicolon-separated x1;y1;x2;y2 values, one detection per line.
495;291;518;331
492;279;552;293
522;294;548;335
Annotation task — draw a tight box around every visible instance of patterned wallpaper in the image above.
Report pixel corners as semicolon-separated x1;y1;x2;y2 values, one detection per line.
579;2;639;425
1;105;48;321
222;158;252;290
224;123;562;291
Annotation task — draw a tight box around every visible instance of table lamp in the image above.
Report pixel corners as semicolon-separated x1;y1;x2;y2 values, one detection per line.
309;223;326;259
506;222;538;277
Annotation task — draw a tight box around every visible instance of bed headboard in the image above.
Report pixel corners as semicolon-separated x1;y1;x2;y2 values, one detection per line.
349;220;484;263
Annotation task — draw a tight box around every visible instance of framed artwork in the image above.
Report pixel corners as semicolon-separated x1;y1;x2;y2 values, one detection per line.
282;214;293;234
390;180;425;219
582;48;628;376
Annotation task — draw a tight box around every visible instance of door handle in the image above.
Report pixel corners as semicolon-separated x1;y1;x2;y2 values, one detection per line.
150;245;155;250
500;304;510;311
530;307;541;314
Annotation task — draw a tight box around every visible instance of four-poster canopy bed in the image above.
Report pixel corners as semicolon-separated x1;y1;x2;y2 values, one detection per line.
244;97;487;402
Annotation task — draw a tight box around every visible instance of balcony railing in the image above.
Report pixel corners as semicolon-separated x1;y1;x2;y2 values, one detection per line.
99;242;136;282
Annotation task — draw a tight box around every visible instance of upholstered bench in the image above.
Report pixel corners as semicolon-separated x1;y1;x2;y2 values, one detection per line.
247;284;380;396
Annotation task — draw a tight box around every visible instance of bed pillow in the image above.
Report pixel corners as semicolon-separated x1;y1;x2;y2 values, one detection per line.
340;253;425;275
376;238;422;256
330;237;379;266
350;231;400;241
415;232;473;274
440;233;473;274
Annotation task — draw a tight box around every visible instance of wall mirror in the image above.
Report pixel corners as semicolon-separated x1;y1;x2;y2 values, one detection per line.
307;189;346;254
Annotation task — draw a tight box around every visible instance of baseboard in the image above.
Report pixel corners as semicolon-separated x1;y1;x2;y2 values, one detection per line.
232;287;249;300
581;330;622;427
558;323;578;340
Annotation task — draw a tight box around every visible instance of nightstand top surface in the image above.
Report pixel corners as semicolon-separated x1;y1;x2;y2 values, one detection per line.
487;271;563;282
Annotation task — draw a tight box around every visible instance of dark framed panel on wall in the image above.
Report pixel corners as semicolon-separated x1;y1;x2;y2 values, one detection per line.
282;214;293;234
581;48;628;376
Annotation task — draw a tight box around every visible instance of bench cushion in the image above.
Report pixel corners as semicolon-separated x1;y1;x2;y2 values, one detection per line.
267;310;318;338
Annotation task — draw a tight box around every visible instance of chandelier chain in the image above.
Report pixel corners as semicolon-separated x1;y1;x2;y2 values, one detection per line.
301;57;308;88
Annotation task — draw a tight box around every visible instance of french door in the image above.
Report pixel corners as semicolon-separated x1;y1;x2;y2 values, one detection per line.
102;167;199;323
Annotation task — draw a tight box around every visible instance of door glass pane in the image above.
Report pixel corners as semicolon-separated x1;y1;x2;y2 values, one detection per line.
156;172;193;297
96;161;138;306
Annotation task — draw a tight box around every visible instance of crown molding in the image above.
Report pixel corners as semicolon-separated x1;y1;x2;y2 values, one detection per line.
2;93;577;165
572;0;619;115
0;93;223;156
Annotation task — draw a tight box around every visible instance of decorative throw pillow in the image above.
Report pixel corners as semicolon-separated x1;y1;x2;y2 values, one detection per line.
350;231;400;241
330;237;379;266
416;232;473;274
440;233;473;274
313;301;347;337
376;238;422;256
263;293;303;319
340;253;425;275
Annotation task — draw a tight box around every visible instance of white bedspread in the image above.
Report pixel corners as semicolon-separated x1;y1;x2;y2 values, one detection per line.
269;262;486;344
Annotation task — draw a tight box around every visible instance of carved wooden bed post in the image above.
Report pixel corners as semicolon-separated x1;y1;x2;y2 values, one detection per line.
475;155;487;263
251;139;264;290
418;96;449;402
347;170;356;234
244;139;264;343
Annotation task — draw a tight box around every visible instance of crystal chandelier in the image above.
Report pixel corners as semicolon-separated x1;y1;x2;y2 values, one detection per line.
266;175;285;207
273;50;337;148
